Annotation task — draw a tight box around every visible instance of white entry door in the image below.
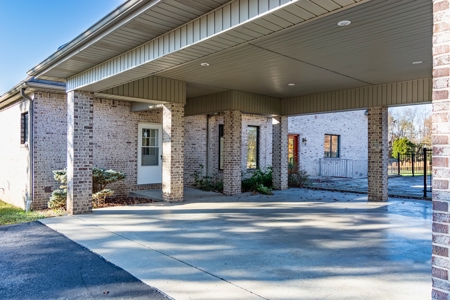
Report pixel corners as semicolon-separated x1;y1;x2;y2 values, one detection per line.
137;123;162;184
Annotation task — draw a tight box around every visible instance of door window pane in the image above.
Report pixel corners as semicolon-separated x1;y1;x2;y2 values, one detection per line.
142;129;159;166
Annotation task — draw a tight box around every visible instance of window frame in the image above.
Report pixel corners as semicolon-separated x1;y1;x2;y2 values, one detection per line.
246;125;259;170
218;124;224;170
21;112;29;145
324;134;340;158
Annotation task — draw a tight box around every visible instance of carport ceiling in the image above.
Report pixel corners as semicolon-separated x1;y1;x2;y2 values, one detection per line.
159;0;432;99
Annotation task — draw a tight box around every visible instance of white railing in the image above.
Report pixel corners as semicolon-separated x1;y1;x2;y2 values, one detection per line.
319;158;354;178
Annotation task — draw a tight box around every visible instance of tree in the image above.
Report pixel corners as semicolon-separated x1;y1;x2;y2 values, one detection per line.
388;104;432;154
392;137;415;158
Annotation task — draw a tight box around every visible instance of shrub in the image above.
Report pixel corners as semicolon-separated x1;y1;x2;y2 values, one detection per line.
192;165;223;192
48;169;68;209
242;167;273;195
288;163;309;188
47;168;126;210
92;189;114;208
48;189;67;209
92;168;126;194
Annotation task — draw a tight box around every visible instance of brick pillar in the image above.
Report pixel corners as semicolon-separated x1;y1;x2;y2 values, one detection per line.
367;106;388;201
432;1;450;298
162;103;184;201
66;91;93;215
272;116;288;190
223;110;242;195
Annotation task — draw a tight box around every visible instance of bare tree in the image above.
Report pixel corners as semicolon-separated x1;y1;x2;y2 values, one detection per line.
388;104;432;152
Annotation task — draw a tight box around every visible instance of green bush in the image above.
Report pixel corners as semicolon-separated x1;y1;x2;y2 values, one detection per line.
193;165;223;192
92;189;114;208
48;189;67;209
92;168;126;194
47;168;126;210
242;167;273;195
288;163;309;188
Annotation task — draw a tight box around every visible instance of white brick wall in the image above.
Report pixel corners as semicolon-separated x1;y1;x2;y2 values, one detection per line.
0;100;31;209
93;98;162;195
241;114;273;177
184;113;273;183
33;92;67;209
288;110;368;177
184;115;207;185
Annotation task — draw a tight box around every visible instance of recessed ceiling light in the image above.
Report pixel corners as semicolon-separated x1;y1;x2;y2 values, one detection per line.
200;62;209;67
337;20;351;26
412;61;423;65
288;83;295;86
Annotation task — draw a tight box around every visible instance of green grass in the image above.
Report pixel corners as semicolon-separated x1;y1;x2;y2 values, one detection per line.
0;200;64;226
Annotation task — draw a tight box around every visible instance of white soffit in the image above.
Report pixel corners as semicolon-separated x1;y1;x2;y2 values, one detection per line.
34;0;230;80
159;0;432;98
65;0;368;91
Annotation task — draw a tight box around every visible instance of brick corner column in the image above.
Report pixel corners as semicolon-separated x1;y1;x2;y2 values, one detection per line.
162;103;185;202
67;91;93;215
432;1;450;298
272;116;288;190
367;106;388;201
223;110;242;195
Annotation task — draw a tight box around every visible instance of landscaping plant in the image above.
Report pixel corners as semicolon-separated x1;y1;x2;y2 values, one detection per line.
242;167;273;195
192;165;223;192
48;167;126;209
288;162;310;188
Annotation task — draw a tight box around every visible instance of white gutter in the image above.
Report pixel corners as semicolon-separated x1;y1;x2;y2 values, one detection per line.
27;0;156;78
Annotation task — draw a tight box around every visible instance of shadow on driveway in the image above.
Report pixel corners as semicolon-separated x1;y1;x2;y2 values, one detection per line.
0;222;170;300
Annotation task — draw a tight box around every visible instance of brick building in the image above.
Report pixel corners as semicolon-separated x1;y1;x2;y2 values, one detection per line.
0;0;449;297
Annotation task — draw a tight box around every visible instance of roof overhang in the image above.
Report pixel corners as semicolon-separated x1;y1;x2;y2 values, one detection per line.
28;0;231;81
26;0;432;104
0;78;66;110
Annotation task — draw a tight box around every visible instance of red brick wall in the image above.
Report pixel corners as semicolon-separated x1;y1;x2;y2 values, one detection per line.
432;1;450;298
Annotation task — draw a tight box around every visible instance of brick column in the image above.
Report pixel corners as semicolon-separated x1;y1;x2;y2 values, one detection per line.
367;106;388;201
162;103;184;201
66;91;93;215
272;116;288;190
223;110;242;195
432;1;450;298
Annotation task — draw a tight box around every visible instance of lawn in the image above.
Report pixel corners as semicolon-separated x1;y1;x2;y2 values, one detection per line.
0;200;65;226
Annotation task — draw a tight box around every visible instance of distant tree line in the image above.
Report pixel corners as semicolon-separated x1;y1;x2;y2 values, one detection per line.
388;105;432;158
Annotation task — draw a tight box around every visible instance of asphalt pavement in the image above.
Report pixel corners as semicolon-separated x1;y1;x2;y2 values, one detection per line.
0;221;171;300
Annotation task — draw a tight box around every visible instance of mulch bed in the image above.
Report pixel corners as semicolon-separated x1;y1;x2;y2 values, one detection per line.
94;197;155;208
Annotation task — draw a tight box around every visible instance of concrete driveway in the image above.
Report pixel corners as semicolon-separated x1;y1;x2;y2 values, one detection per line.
41;189;432;300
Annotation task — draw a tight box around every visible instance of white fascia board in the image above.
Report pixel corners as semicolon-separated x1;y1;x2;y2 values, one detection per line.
67;0;368;92
67;0;296;91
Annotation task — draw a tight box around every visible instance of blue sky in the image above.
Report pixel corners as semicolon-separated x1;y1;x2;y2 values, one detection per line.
0;0;124;95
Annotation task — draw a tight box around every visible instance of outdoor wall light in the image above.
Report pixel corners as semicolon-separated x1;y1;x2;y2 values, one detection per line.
337;20;351;26
302;137;307;144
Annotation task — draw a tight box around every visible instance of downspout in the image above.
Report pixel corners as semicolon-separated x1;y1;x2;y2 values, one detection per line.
20;88;33;212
